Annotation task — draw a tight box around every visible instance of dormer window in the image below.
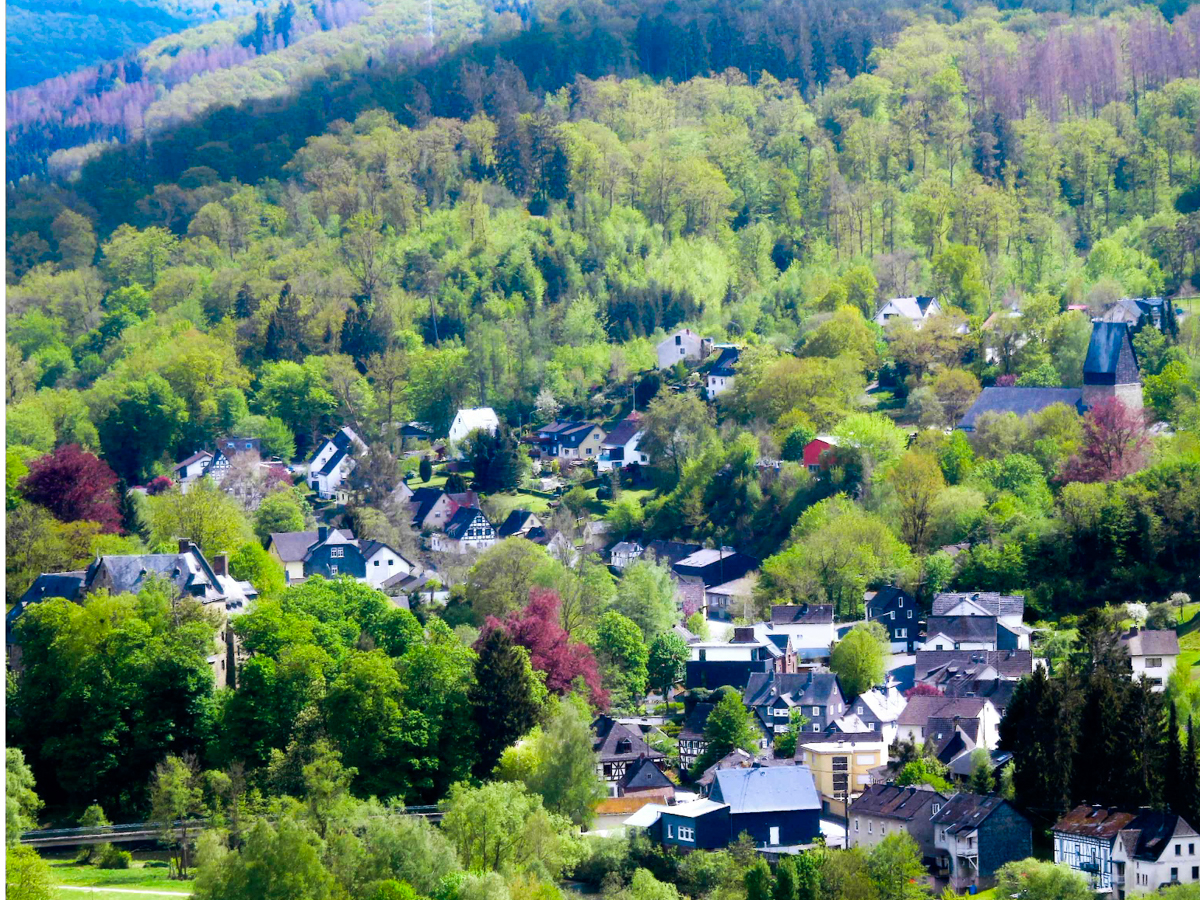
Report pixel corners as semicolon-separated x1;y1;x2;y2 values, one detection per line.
616;738;632;755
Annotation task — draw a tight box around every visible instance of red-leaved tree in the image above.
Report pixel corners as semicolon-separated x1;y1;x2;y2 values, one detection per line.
20;444;122;532
905;683;943;698
1060;398;1149;483
484;588;609;710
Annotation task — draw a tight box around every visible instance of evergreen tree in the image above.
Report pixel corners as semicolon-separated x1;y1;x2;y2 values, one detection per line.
264;284;305;363
469;629;541;778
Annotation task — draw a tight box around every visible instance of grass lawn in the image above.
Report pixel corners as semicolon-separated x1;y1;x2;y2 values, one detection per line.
485;491;553;519
1180;628;1200;680
46;857;191;895
55;891;191;900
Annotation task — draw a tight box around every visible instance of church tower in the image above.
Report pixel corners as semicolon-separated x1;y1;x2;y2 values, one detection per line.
1082;321;1143;411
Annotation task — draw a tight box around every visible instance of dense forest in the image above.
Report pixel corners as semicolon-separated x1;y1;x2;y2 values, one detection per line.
5;0;276;90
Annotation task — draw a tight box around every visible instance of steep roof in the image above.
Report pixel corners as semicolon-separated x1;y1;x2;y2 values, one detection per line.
849;784;946;821
172;450;213;472
711;765;820;814
931;793;1016;835
957;387;1084;431
593;715;664;763
925;615;998;644
915;650;1032;683
1054;806;1141;841
443;506;491;541
269;529;355;563
17;571;87;608
450;407;499;438
1119;812;1198;862
897;695;989;728
771;604;834;625
744;671;842;709
932;592;1025;619
709;347;740;377
679;703;714;740
317;445;350;476
1084;321;1140;385
866;585;914;618
876;296;940;321
602;415;643;448
1120;627;1180;657
618;757;673;792
497;509;539;538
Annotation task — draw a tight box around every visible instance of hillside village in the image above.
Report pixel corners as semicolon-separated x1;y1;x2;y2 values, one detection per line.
8;291;1200;899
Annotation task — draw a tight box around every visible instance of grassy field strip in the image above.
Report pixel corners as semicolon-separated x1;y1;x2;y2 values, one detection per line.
56;889;191;898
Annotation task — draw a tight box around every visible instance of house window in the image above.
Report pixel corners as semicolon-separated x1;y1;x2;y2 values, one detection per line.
868;822;873;834
932;804;940;815
245;442;253;450
330;565;338;575
855;819;860;832
1193;867;1198;880
868;722;875;730
374;560;380;566
898;629;906;638
907;610;913;618
1149;657;1164;668
857;706;863;715
1173;868;1179;882
889;612;895;620
812;706;820;716
1178;845;1183;856
675;335;682;346
812;723;820;732
769;826;780;845
1191;844;1195;855
667;824;674;838
678;826;694;842
331;547;344;558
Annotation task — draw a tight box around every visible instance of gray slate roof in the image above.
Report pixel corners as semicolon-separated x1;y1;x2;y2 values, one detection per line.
957;387;1083;431
931;793;1018;835
897;695;989;728
709;347;740;377
915;650;1033;682
848;784;946;820
744;671;842;709
618;757;673;791
1120;627;1180;657
593;715;664;763
679;703;714;741
444;506;492;540
925;615;998;644
1084;321;1140;384
932;592;1025;619
771;604;834;625
602;416;643;448
270;529;355;563
497;509;538;537
711;765;820;814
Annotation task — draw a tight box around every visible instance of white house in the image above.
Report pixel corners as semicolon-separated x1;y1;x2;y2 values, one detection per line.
448;407;500;449
896;696;1001;750
598;415;649;472
359;540;416;588
308;427;367;501
430;507;497;555
1120;626;1180;692
1055;806;1200;895
172;451;214;492
656;328;713;370
763;604;837;656
848;684;907;746
873;296;942;329
932;592;1025;631
705;347;740;400
610;541;645;569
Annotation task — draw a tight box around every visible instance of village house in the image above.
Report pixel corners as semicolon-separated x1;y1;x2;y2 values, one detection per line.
616;756;675;803
866;586;920;653
609;540;645;570
704;574;759;622
844;683;908;745
1101;297;1178;333
171;450;214;492
678;702;714;772
656;327;713;369
10;541;256;689
801;436;839;474
447;407;500;449
496;509;544;539
744;670;847;742
430;507;497;555
598;415;649;472
705;346;740;400
684;626;795;691
673;547;758;587
873;295;943;329
914;649;1034;690
1055;806;1200;896
267;528;413;587
896;695;1001;750
932;793;1032;892
797;733;889;816
407;487;480;532
592;715;667;795
848;784;948;861
536;420;606;462
1120;626;1179;691
763;604;837;658
308;427;367;501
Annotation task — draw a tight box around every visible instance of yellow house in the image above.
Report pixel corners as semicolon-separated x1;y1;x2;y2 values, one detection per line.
797;735;889;817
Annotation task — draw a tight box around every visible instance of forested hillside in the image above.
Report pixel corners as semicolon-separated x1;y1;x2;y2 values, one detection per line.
5;0;274;90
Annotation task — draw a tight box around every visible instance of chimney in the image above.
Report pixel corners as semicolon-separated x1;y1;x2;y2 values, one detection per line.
178;539;193;554
732;626;756;643
318;526;329;543
212;553;228;578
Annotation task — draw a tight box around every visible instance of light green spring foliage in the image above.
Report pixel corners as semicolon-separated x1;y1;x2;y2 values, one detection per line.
994;859;1093;900
830;622;889;699
5;749;42;842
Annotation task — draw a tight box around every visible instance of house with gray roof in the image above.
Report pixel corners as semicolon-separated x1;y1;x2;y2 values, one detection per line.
708;764;823;848
308;427;366;501
598;414;648;472
849;784;948;860
932;592;1025;628
915;650;1033;687
617;756;675;802
1054;805;1200;894
268;527;413;586
496;509;543;539
1120;625;1180;692
431;506;496;555
867;586;921;652
874;295;943;329
593;715;666;793
1083;320;1143;411
933;793;1032;891
957;387;1085;432
706;346;740;400
745;670;847;745
898;696;1001;750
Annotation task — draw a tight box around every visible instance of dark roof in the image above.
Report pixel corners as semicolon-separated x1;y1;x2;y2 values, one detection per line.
602;416;643;448
957;387;1084;431
542;420;601;448
940;677;1020;711
897;695;989;727
948;748;1013;779
17;571;87;608
593;715;664;763
711;765;820;814
709;347;740;377
269;529;355;562
444;506;492;540
867;586;914;618
87;552;218;599
1120;627;1181;657
318;446;349;476
645;540;703;568
771;604;834;625
1084;321;1140;385
1120;812;1198;862
925;615;998;644
618;757;673;791
497;509;538;538
679;703;714;740
915;650;1032;683
931;793;1017;835
745;671;843;709
409;487;446;523
1054;806;1140;840
172;450;212;471
932;592;1025;619
930;722;978;763
848;784;946;821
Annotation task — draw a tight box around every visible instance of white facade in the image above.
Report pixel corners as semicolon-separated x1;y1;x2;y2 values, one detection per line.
362;544;413;587
448;407;500;448
1056;816;1200;896
598;430;648;472
172;452;214;493
706;372;734;399
1131;653;1177;691
873;296;942;329
922;632;995;653
896;700;1000;750
934;820;982;891
762;620;837;655
656;328;711;369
